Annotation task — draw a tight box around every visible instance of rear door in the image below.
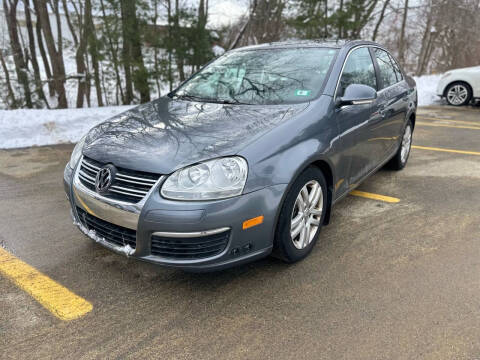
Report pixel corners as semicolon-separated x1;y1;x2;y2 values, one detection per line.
371;48;409;156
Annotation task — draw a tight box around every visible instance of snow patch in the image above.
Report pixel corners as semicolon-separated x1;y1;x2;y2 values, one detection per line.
0;105;134;149
413;74;443;106
212;44;225;57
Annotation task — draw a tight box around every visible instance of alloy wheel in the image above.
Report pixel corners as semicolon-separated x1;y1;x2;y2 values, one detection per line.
400;125;412;164
447;84;468;105
290;180;323;249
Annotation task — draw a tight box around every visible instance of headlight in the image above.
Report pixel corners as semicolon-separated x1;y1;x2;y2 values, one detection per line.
442;72;452;78
161;157;248;200
68;135;87;169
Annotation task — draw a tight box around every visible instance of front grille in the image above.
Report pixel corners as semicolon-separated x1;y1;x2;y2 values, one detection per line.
151;231;230;260
78;156;161;203
76;207;136;249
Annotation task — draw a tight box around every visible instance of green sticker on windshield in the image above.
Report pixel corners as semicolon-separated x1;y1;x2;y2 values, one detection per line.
295;90;311;96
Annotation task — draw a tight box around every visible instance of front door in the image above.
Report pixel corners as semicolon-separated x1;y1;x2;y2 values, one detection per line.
334;47;383;190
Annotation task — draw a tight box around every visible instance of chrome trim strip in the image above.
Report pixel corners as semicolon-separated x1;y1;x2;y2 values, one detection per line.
109;188;144;198
152;227;231;238
78;176;95;186
352;99;374;105
79;170;95;181
82;159;100;171
116;172;157;183
115;177;157;186
110;184;148;195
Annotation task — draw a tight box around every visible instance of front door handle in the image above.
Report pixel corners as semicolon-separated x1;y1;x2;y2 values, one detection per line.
378;104;386;117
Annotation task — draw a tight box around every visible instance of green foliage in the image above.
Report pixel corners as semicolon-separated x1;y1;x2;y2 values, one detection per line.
289;0;378;40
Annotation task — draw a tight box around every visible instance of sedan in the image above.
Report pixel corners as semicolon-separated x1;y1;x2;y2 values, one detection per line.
64;40;417;271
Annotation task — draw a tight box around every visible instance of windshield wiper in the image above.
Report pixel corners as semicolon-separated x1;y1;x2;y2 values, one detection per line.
173;93;210;102
173;94;250;105
218;99;250;105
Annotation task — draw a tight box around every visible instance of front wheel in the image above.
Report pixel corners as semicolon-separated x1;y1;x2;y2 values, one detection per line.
272;167;327;263
388;120;413;170
445;82;472;106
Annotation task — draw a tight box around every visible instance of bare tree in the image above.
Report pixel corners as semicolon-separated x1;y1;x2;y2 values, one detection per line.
85;0;103;106
397;0;409;66
372;0;390;41
33;0;68;108
0;49;18;108
3;0;33;108
24;0;49;108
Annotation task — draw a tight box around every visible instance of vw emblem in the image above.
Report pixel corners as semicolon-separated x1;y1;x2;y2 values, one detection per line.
95;165;115;193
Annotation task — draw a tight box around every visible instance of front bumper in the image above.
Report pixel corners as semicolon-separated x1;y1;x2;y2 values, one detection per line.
64;163;286;271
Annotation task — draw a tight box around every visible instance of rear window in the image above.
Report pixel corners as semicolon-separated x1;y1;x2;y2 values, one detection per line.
373;48;398;89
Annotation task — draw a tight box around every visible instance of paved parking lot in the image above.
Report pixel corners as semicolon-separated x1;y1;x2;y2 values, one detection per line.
1;105;479;359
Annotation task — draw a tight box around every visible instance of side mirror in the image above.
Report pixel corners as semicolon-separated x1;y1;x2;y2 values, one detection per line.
336;84;377;107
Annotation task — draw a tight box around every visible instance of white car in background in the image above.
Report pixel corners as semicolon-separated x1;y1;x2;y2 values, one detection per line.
437;66;480;106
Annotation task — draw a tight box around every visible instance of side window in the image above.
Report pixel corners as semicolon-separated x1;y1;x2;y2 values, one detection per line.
337;47;377;97
388;54;403;82
373;48;398;89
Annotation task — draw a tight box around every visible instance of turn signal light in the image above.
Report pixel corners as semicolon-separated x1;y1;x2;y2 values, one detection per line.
242;215;264;230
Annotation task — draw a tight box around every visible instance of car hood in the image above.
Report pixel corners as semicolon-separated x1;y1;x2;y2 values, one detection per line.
83;97;309;174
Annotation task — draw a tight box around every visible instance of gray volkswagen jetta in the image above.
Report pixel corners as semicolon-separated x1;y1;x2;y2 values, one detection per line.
64;40;417;271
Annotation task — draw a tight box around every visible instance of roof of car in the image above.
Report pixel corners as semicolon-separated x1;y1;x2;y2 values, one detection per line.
231;39;380;52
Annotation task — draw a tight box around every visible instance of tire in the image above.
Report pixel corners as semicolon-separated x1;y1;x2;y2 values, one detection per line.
272;166;327;263
388;120;413;170
445;81;472;106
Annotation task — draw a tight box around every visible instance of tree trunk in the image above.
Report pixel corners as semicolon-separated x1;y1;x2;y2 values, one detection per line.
99;0;125;104
35;8;54;97
338;0;343;39
0;50;18;108
173;0;186;81
167;0;173;91
120;0;134;104
3;0;33;108
229;0;258;50
85;0;103;106
372;0;390;41
24;0;49;108
33;0;68;108
120;0;150;103
398;0;409;66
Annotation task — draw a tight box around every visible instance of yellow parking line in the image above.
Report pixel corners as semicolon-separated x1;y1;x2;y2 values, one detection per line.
417;122;480;130
417;116;480;126
0;247;92;321
412;145;480;156
350;190;400;203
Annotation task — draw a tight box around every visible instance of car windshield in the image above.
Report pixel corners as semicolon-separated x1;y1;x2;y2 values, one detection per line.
173;47;338;105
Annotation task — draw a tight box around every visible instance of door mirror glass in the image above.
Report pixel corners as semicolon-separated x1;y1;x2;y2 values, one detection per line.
336;84;377;107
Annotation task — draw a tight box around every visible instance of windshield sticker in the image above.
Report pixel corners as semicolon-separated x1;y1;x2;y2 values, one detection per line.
295;90;311;96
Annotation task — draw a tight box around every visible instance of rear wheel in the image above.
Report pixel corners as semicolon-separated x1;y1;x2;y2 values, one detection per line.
388;120;412;170
273;167;327;263
445;82;472;106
